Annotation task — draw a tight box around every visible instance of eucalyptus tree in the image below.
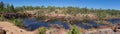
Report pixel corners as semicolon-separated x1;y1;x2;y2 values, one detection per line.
6;4;16;13
0;1;4;11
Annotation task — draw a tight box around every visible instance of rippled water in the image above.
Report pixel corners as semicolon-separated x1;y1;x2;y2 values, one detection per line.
77;23;92;29
23;18;70;30
107;18;120;24
22;18;120;31
77;20;102;29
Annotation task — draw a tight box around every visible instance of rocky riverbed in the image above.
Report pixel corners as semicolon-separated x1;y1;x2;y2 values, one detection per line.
83;28;120;34
0;21;120;34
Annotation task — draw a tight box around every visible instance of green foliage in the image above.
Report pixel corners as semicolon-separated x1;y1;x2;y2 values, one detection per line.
0;1;16;13
39;27;47;34
0;1;4;10
66;7;80;15
97;11;107;20
1;1;120;21
11;19;24;28
0;16;5;21
68;25;82;34
0;1;5;13
80;7;89;14
7;4;15;12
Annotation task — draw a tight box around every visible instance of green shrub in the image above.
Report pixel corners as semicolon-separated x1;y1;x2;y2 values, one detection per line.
39;27;47;34
0;16;5;21
11;19;24;28
68;25;82;34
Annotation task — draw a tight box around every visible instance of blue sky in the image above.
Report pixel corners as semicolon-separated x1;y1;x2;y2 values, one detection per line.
0;0;120;10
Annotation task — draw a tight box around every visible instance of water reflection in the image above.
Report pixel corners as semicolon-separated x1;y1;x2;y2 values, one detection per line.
77;22;92;29
86;20;100;28
23;18;120;31
26;21;50;30
23;18;70;31
52;21;70;29
108;18;120;24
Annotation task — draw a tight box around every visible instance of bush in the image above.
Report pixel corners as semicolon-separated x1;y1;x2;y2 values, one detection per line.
39;27;47;34
68;25;82;34
0;16;5;21
11;19;24;28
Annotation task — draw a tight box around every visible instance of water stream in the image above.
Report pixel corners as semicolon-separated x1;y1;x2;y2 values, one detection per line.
23;18;70;30
107;18;120;24
22;18;120;31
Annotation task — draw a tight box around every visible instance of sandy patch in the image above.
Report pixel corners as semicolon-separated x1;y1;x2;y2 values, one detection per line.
0;21;38;34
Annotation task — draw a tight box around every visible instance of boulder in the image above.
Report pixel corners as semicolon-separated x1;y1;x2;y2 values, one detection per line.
113;23;120;32
0;29;6;34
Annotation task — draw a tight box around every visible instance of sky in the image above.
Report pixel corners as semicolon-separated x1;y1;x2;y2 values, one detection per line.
0;0;120;10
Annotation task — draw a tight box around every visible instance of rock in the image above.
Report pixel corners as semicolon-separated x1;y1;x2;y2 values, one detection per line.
10;32;13;34
20;30;23;32
0;29;6;34
84;28;117;34
45;28;67;34
113;23;120;32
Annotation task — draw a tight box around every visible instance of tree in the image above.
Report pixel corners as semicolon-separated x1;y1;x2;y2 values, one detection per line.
66;6;80;15
7;4;15;12
10;5;15;12
0;1;4;13
80;7;88;14
0;1;4;10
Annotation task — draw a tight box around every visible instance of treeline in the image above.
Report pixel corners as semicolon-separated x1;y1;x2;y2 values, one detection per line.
15;6;120;15
15;6;120;20
1;1;120;18
0;1;16;13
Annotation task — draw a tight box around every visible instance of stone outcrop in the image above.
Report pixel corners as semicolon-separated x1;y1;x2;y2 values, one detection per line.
45;28;67;34
0;13;32;19
84;28;120;34
0;27;6;34
113;23;120;32
84;23;120;34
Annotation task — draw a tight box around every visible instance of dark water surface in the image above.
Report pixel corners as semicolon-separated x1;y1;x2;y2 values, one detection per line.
107;18;120;24
23;18;70;30
22;18;120;31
